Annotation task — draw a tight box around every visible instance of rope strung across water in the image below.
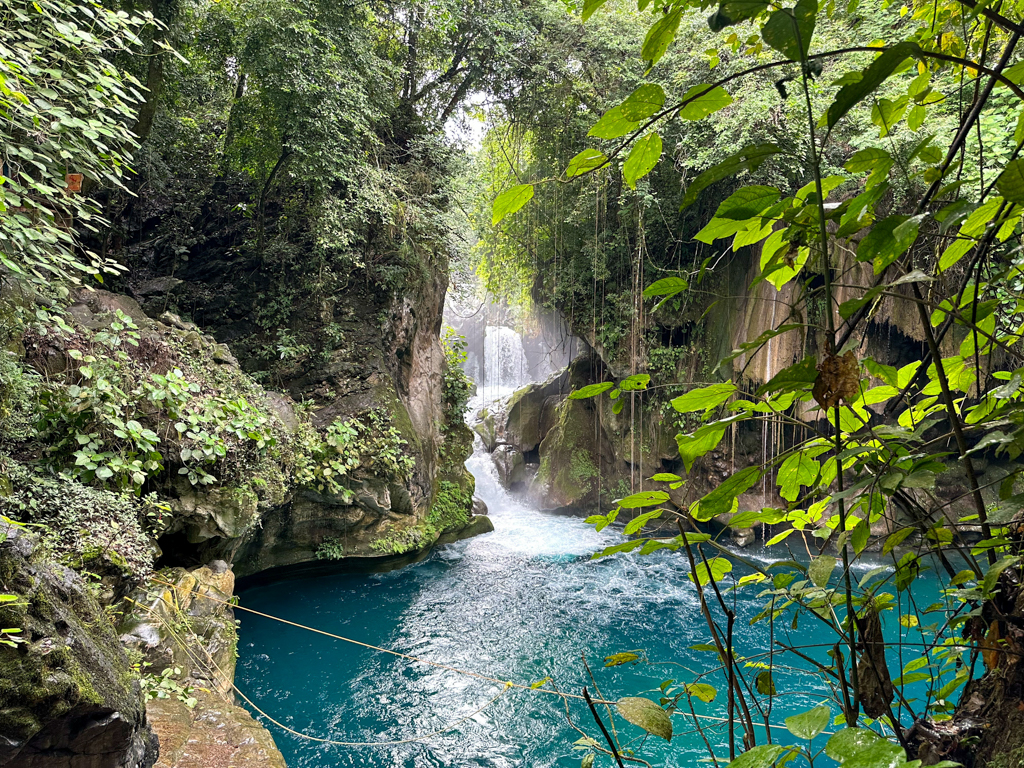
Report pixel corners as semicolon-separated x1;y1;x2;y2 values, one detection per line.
146;577;829;744
129;595;516;747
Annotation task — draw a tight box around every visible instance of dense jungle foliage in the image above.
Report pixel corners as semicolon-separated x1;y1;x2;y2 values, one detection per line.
477;0;1024;765
7;0;1024;765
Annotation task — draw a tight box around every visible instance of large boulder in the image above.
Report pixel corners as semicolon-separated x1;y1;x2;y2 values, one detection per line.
118;565;287;768
0;523;157;768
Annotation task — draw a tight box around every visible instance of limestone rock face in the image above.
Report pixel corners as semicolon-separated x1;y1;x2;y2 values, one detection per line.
0;523;157;768
148;692;285;768
119;564;287;768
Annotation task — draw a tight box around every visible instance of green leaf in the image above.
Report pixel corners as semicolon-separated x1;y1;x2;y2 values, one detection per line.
680;144;782;211
641;9;682;70
761;0;817;61
616;697;673;741
996;158;1024;203
845;147;893;189
568;382;616;400
827;43;920;129
825;727;904;766
643;276;689;299
856;214;919;273
589;106;641;139
714;185;781;220
566;149;608;178
724;744;789;768
676;421;730;472
695;466;762;521
621;83;667;121
604;652;639;667
851;517;870;554
982;555;1019;599
624;509;663;534
689;556;733;585
908;104;926;131
709;0;770;30
755;669;776;696
678;85;733;120
756;355;817;396
785;705;831;740
808;555;836;588
581;0;609;22
492;185;535;225
895;552;920;591
624;133;663;189
883;527;914;554
684;682;717;702
617;490;671;509
671;382;737;413
777;447;827;501
620;374;651;391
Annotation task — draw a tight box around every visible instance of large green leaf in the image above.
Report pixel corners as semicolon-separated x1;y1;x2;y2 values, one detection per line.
777;446;827;501
689;556;733;585
581;0;610;22
676;421;730;472
761;0;817;61
996;158;1024;202
785;705;831;740
825;728;905;767
616;490;671;509
684;682;717;702
671;382;737;413
756;355;817;396
492;184;535;225
695;465;762;521
826;43;920;129
568;382;615;400
643;276;689;299
808;555;836;588
566;148;608;178
856;214;919;274
724;744;789;768
616;697;673;741
714;185;781;220
622;83;666;121
680;144;782;211
589;105;641;139
624;132;663;189
642;9;682;69
678;85;733;120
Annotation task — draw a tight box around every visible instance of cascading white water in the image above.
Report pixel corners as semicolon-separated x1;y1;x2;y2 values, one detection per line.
475;325;530;401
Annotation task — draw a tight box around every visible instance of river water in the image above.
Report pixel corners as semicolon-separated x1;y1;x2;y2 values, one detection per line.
235;404;952;768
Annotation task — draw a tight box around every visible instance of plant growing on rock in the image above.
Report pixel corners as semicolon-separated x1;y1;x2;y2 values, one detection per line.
294;409;415;495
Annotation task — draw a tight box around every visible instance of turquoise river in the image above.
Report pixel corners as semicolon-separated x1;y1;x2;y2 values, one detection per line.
235;432;952;767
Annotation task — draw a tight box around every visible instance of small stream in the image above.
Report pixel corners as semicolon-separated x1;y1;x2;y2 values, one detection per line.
235;399;951;767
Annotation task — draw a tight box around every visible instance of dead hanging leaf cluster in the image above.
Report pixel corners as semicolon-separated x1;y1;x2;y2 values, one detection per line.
855;606;894;719
813;350;860;409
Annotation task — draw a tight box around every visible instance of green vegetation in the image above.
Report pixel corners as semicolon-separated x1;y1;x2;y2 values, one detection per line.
314;538;345;561
294;409;415;497
0;0;152;286
487;0;1024;763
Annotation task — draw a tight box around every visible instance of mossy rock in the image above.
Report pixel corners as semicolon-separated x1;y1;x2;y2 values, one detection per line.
0;522;156;765
537;397;601;509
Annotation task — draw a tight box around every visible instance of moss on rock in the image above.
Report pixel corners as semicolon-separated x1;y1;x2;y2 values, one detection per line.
0;521;156;765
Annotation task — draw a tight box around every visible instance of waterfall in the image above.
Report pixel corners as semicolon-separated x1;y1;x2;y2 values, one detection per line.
477;325;530;401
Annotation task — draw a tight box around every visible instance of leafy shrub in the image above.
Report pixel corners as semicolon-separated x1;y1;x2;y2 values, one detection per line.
441;327;473;418
314;538;345;560
295;409;414;495
0;456;157;581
